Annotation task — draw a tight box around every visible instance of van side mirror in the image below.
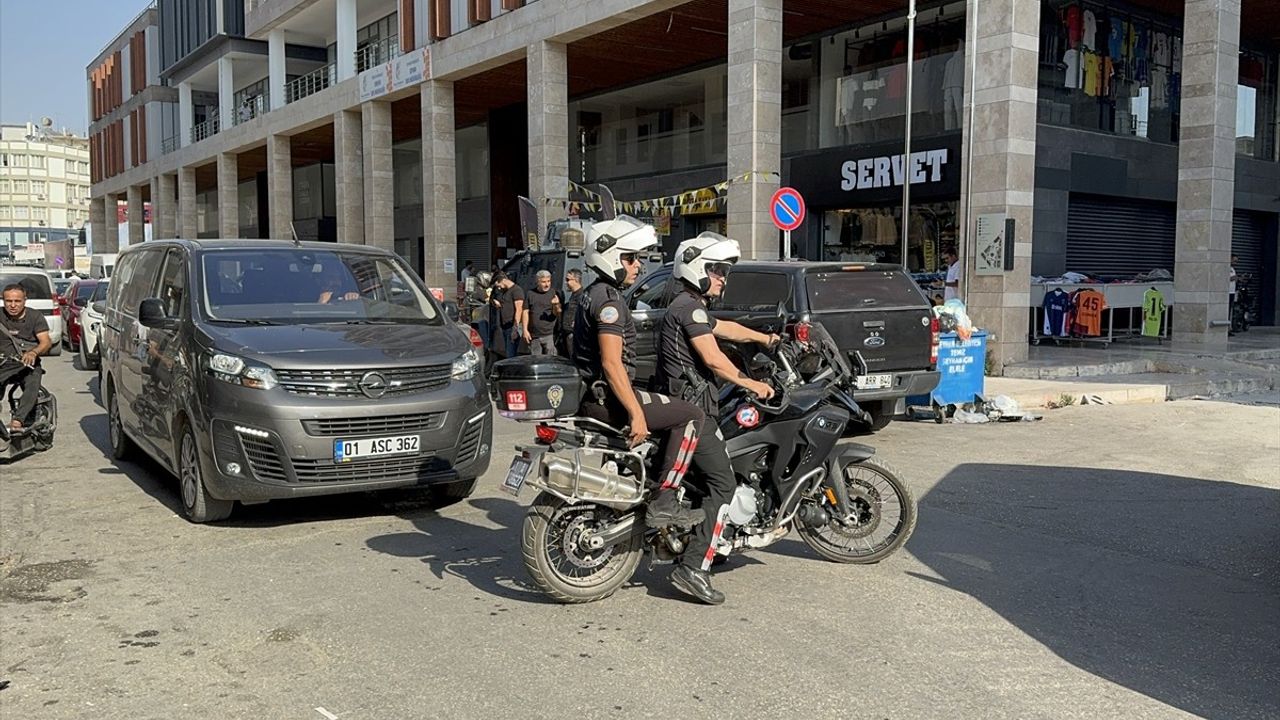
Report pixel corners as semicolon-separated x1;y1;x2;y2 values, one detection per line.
138;298;175;329
443;300;461;323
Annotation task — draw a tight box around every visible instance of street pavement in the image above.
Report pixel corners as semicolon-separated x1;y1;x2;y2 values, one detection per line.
2;355;1278;719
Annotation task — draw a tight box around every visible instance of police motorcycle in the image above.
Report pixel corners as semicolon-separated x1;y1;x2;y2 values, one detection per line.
492;320;917;604
0;347;57;460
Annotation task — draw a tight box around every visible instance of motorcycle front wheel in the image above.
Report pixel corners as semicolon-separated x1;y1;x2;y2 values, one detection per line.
521;492;644;603
798;458;917;564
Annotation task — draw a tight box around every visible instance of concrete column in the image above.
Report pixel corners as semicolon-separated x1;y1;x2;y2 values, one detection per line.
218;55;235;130
334;109;365;244
126;185;145;246
527;40;569;239
361;101;395;252
178;167;197;239
1173;0;1240;343
267;134;294;239
336;0;357;81
217;153;238;238
268;30;287;112
726;0;783;259
156;172;177;239
102;193;120;253
179;82;193;147
422;80;457;289
958;0;1040;371
89;196;107;254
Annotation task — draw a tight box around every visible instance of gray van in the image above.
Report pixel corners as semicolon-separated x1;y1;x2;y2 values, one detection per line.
100;240;492;522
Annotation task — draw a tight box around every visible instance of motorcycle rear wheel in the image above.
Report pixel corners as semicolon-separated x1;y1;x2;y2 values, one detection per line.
521;492;644;603
798;457;917;564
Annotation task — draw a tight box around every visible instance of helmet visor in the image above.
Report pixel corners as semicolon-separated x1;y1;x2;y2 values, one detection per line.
705;262;733;280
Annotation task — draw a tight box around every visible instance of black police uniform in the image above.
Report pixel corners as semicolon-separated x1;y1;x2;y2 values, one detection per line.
572;281;704;493
654;286;739;572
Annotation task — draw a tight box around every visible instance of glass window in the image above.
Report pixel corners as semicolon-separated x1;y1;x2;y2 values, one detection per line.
0;207;9;219
32;207;46;220
117;249;165;316
157;250;188;318
14;180;28;194
807;270;924;312
393;139;423;208
816;201;957;272
31;181;46;195
1037;1;1181;145
14;207;29;219
0;273;53;300
0;180;9;193
456;125;489;200
73;281;96;306
1237;49;1278;161
720;272;791;312
30;155;46;169
631;272;672;311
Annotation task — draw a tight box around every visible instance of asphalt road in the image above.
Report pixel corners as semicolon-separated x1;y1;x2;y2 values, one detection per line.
2;355;1278;719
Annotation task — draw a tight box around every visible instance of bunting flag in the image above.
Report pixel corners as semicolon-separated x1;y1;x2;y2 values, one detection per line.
545;170;779;215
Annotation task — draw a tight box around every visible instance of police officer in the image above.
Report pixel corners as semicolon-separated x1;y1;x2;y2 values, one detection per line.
573;216;702;531
656;232;779;605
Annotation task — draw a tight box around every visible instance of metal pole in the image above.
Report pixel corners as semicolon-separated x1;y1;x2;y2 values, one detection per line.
962;0;979;305
784;229;791;260
901;0;917;270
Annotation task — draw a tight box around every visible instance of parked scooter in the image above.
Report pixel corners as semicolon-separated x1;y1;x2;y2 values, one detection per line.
492;321;917;603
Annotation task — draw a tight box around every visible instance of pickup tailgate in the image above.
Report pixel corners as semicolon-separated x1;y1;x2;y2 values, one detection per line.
804;269;934;375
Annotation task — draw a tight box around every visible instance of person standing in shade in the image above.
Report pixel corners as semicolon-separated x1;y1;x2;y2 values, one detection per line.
559;268;585;357
942;247;962;302
492;272;526;358
459;259;475;284
524;270;562;356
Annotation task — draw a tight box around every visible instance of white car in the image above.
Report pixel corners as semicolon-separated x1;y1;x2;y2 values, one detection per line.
0;266;63;354
78;279;109;371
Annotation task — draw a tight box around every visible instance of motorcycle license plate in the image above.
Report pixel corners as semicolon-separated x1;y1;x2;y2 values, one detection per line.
332;434;420;463
501;455;534;496
855;373;893;390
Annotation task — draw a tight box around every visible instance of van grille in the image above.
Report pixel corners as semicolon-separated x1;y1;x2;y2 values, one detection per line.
275;365;453;398
240;435;288;483
456;417;485;463
290;455;450;484
301;412;446;436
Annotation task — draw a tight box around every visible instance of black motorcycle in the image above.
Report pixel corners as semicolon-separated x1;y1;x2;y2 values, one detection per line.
0;355;57;460
493;321;917;604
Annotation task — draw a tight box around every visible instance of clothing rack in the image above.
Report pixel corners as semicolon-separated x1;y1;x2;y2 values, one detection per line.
1028;281;1173;348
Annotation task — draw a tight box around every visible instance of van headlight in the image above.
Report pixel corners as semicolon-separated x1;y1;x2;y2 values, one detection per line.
451;348;480;381
208;352;278;390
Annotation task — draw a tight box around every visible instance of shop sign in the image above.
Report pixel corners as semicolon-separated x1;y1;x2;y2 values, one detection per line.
360;48;432;102
840;150;948;191
788;134;962;207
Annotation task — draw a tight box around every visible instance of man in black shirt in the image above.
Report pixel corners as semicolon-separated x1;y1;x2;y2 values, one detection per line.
655;233;777;605
491;272;526;358
558;268;584;357
523;270;561;356
1;283;53;431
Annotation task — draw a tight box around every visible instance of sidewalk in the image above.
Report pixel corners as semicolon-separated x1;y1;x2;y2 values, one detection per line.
990;327;1280;408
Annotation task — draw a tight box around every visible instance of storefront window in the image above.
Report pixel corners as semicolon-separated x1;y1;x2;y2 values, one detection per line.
1238;49;1279;161
570;65;727;183
1037;1;1181;144
819;201;958;272
812;1;967;151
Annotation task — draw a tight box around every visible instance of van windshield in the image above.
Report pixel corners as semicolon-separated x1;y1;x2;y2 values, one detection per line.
199;250;442;325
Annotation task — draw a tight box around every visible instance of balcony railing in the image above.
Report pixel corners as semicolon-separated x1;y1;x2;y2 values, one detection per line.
285;64;336;104
355;35;400;73
191;115;220;144
234;95;269;125
161;135;178;154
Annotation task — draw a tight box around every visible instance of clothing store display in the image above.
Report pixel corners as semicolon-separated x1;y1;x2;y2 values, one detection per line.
1071;289;1107;337
1082;10;1098;51
1108;16;1125;60
1172;36;1182;73
1153;32;1170;66
1084;51;1102;97
1151;66;1169;109
1065;5;1082;48
1064;49;1083;90
1043;289;1073;337
1141;288;1166;337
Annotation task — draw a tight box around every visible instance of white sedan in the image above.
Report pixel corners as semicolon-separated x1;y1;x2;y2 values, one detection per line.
78;280;109;371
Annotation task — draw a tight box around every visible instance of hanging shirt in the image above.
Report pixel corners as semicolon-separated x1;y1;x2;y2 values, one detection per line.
1065;5;1083;48
1172;36;1182;73
1064;49;1083;90
1082;10;1098;51
1108;17;1125;59
1072;289;1107;337
1043;290;1073;336
1151;66;1169;108
1153;32;1171;66
1141;288;1166;337
1083;52;1102;96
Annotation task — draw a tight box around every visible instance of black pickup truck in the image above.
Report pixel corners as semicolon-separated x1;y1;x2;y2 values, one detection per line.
623;261;940;431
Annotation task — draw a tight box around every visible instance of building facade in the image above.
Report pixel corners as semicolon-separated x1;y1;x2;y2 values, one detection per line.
87;0;1280;367
0;122;92;258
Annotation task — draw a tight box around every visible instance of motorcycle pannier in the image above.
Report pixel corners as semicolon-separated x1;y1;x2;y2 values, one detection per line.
490;356;585;420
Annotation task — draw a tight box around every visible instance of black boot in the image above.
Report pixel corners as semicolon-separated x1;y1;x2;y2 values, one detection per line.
670;564;725;605
645;489;702;529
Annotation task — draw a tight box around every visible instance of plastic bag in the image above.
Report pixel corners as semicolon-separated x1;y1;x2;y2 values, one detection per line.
934;299;975;341
951;408;990;424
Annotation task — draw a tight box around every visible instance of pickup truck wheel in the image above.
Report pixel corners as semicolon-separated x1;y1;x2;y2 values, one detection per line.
863;401;896;432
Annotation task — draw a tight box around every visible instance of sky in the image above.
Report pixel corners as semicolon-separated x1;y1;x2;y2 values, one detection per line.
0;0;147;134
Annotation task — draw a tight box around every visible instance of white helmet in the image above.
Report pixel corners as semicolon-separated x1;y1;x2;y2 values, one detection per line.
674;232;740;294
585;215;659;286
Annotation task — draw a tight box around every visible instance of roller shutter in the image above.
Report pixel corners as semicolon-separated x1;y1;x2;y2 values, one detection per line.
1066;194;1176;277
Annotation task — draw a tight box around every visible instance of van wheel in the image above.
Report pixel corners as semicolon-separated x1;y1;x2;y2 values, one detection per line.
178;424;233;523
107;383;134;461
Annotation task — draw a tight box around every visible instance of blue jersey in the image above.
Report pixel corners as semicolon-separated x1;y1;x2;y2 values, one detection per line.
1043;290;1072;336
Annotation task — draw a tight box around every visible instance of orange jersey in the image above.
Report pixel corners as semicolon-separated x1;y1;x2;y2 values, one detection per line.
1072;289;1107;336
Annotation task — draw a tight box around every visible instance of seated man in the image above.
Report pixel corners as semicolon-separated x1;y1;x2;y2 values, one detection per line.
0;283;53;433
316;264;360;304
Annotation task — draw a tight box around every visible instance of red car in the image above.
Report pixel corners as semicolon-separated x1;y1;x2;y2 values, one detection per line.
60;277;99;352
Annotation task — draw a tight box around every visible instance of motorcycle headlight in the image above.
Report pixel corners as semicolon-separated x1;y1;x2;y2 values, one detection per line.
207;352;278;390
451;348;480;381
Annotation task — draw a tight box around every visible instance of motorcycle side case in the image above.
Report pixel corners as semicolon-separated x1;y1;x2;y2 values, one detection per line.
490;356;585;421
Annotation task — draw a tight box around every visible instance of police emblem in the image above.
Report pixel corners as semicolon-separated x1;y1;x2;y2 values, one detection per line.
599;306;620;324
735;404;761;428
691;308;709;324
547;384;564;409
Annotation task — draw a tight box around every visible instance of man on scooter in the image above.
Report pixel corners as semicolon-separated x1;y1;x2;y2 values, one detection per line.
655;233;779;605
572;216;703;533
1;283;52;435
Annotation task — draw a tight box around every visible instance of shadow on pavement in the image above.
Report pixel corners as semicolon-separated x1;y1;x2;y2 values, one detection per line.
911;463;1280;720
78;403;187;517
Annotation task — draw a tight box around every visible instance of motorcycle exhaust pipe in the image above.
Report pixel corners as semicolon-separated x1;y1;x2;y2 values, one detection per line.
543;454;644;510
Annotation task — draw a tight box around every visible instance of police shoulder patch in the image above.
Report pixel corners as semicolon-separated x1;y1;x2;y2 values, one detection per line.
691;308;710;325
599;306;620;324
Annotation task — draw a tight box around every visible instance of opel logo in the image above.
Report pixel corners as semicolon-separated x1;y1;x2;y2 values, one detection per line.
358;371;389;399
864;336;886;348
